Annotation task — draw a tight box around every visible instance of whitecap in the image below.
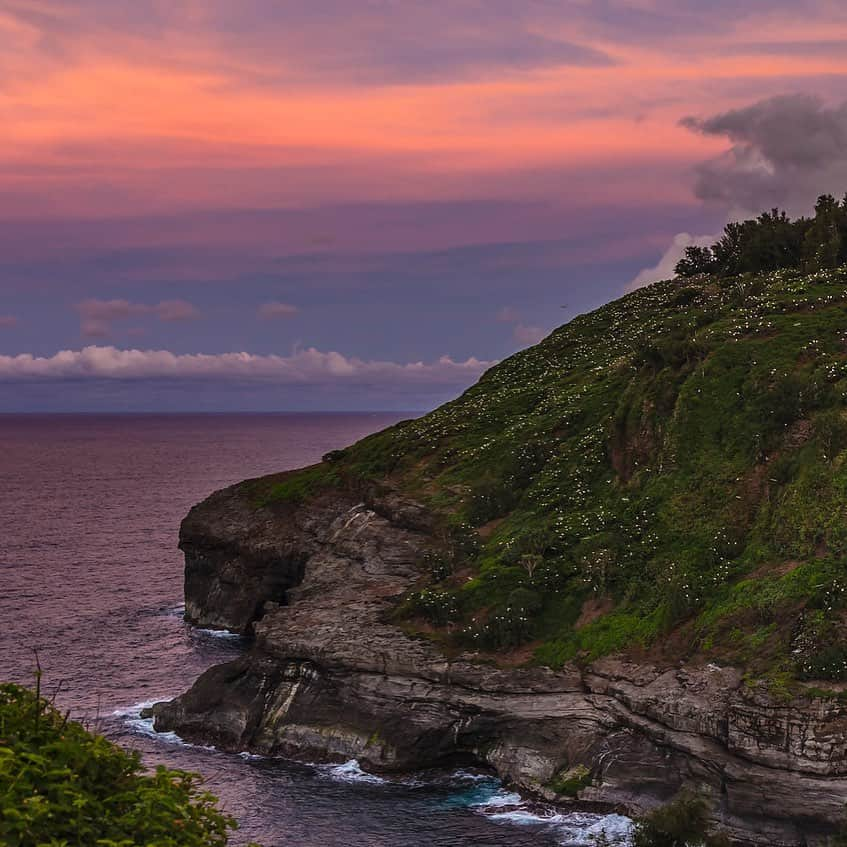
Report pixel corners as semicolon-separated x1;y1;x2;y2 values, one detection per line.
194;627;244;640
322;759;387;785
112;700;215;751
468;788;524;808
447;768;496;783
485;808;565;825
481;805;633;845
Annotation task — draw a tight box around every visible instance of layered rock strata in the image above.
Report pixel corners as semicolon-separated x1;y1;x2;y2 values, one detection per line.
153;482;847;846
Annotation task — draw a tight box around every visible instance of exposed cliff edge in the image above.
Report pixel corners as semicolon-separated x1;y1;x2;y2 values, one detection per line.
154;267;847;845
154;480;847;846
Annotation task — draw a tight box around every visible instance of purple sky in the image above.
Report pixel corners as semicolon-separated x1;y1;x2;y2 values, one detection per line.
2;1;847;410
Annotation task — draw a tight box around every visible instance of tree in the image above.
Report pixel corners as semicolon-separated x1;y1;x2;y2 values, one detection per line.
675;246;715;278
673;196;847;280
802;195;844;272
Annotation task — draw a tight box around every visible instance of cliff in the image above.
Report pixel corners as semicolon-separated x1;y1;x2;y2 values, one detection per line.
154;266;847;844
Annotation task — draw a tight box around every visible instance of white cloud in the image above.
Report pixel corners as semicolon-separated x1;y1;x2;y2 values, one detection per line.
627;232;717;291
0;345;495;387
259;301;299;319
75;299;199;338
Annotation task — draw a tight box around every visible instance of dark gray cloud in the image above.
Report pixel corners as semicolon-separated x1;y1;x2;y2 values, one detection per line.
682;94;847;215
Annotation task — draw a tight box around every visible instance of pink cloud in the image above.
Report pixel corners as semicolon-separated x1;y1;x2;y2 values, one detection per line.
0;315;19;328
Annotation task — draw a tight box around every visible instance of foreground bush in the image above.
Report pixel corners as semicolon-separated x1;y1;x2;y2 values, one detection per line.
631;791;730;847
0;682;250;847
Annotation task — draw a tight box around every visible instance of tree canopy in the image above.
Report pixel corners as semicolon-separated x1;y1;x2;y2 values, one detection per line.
675;195;847;279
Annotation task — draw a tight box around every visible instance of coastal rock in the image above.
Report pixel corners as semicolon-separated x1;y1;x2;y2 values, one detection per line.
153;483;847;846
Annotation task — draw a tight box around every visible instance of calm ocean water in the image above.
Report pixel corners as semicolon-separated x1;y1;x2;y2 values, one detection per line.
0;413;629;846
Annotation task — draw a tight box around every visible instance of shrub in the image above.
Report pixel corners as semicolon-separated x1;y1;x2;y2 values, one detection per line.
548;763;592;797
632;790;729;847
466;477;517;525
404;589;461;626
507;587;543;615
0;682;256;847
418;549;455;582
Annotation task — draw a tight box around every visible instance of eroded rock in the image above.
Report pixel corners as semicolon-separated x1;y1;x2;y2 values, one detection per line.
153;483;847;846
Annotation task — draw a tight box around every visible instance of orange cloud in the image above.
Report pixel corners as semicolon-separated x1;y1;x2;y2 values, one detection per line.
1;2;846;222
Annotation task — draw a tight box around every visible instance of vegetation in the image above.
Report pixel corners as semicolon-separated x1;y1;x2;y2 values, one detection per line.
676;195;847;278
0;682;252;847
630;791;730;847
254;201;847;689
548;763;592;798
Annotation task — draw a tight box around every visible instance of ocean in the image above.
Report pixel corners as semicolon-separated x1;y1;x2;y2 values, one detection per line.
0;413;630;846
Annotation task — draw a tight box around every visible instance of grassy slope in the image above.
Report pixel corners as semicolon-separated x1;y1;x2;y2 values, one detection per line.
263;266;847;688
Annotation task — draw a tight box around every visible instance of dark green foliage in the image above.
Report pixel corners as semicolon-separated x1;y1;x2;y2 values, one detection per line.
322;448;347;463
419;549;455;582
676;196;847;279
467;477;518;525
0;683;252;847
632;791;730;847
548;764;592;797
460;605;535;650
403;589;461;626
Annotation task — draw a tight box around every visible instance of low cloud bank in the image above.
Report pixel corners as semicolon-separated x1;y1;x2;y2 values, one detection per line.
0;345;495;387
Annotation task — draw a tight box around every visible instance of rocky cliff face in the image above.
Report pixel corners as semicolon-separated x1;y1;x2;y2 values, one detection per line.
153;482;847;846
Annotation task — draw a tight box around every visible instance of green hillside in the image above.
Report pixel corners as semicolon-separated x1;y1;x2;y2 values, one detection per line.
259;261;847;689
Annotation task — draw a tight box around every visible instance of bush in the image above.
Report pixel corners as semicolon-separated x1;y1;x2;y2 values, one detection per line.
632;790;729;847
0;682;255;847
466;477;517;525
404;589;461;626
418;549;455;582
507;587;543;615
548;763;592;797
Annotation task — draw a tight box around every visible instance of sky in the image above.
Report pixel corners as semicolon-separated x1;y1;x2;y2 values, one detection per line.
2;1;847;411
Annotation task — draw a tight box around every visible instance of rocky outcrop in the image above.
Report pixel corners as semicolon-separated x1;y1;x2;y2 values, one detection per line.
153;482;847;846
